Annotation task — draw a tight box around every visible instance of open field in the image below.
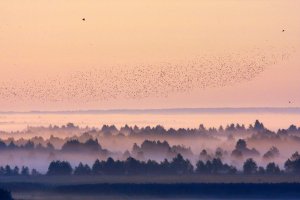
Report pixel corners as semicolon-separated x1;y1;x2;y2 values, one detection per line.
1;175;300;199
1;174;300;185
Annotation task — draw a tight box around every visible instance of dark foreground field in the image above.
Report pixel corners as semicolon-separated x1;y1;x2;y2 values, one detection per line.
1;175;300;200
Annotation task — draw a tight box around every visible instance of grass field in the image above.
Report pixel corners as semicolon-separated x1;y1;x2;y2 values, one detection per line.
1;175;300;200
1;174;300;185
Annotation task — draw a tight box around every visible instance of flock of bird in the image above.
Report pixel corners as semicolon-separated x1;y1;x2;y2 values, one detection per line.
0;44;294;104
0;18;295;105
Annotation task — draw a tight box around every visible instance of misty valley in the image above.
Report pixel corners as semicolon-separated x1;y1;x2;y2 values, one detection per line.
1;0;300;199
1;120;300;199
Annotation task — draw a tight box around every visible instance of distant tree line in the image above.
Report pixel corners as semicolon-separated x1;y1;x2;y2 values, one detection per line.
123;120;266;138
47;152;300;175
49;154;194;176
243;158;281;175
0;139;55;151
132;140;193;160
46;152;300;176
1;120;300;155
0;138;108;155
2;152;300;176
0;165;40;176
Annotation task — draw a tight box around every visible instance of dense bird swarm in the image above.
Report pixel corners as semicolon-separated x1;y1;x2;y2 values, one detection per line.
0;46;294;103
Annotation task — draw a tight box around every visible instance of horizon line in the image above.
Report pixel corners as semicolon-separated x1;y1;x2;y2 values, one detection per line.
1;107;300;114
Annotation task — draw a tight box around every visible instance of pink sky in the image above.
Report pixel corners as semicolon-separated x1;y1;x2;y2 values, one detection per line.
0;0;300;111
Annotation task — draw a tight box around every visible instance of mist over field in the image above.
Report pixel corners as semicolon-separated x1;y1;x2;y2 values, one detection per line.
0;110;300;173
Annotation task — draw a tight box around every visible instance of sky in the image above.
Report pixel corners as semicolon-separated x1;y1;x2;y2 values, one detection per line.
0;0;300;111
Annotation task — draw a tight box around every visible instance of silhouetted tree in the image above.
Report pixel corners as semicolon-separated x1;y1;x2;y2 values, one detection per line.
232;139;260;158
160;159;171;174
0;140;6;150
145;160;161;174
196;160;208;173
84;139;102;151
285;152;300;173
169;154;193;175
0;165;23;176
266;162;280;174
243;158;258;174
196;158;236;174
199;149;211;161
74;162;91;175
47;160;72;175
31;168;40;176
61;139;102;153
66;122;76;129
61;140;81;152
236;139;247;150
0;167;5;175
94;157;126;175
226;124;236;132
24;140;34;150
218;125;224;132
253;120;265;131
125;157;144;175
21;166;30;176
105;157;125;175
4;165;12;176
288;124;298;132
263;147;280;160
92;159;102;175
199;124;206;132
